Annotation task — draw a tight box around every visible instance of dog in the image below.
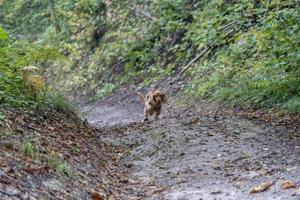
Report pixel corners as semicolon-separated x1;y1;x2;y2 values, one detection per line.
131;89;167;121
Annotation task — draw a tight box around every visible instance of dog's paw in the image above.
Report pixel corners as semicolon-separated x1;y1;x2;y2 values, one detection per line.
143;118;149;122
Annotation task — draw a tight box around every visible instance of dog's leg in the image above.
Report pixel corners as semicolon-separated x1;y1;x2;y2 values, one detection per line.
154;112;160;120
143;107;149;121
154;107;161;120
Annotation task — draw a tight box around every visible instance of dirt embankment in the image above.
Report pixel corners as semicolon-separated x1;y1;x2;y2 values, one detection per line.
0;106;128;200
1;85;299;200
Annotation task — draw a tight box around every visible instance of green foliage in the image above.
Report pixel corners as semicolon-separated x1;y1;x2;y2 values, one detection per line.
95;83;115;99
46;93;75;115
186;5;300;112
283;96;300;113
21;141;38;159
21;140;72;176
47;155;72;176
3;0;51;36
3;0;299;113
56;162;72;176
0;28;8;40
0;111;5;121
0;27;60;108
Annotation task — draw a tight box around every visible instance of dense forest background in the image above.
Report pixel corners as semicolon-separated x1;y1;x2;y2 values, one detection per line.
0;0;299;113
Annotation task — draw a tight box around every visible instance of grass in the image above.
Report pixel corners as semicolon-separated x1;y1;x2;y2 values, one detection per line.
283;96;300;114
95;83;116;100
21;141;72;176
47;93;75;115
21;141;38;160
0;111;5;121
47;155;73;176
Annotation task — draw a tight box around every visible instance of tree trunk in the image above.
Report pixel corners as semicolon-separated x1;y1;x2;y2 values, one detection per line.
49;0;60;33
0;0;3;24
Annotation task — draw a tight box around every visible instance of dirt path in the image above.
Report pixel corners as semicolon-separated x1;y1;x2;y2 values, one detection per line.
83;89;300;200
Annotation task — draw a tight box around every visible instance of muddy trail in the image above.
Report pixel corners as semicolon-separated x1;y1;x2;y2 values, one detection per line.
82;88;300;200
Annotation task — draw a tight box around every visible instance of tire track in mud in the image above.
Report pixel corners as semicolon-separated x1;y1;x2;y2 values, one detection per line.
83;90;300;200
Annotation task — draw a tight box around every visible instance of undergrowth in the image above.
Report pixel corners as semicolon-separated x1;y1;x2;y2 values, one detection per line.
3;0;299;113
0;27;76;115
184;2;300;112
21;141;73;176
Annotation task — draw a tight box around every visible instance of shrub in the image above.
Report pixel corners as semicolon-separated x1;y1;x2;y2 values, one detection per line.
0;27;60;108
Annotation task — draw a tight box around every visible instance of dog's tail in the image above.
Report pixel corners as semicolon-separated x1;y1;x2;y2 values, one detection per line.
129;89;145;103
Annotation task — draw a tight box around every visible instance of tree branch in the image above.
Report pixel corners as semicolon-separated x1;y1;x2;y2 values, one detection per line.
177;47;211;77
129;6;156;21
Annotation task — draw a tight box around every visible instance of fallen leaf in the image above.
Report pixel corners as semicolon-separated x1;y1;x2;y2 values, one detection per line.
3;143;14;150
250;181;273;193
191;118;200;124
15;115;25;125
91;192;104;200
0;159;8;167
282;180;296;189
48;127;55;131
23;166;36;174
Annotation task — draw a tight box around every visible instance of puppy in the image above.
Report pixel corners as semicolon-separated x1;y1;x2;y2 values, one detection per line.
131;89;167;121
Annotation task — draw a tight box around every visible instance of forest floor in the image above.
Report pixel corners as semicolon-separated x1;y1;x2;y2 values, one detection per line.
81;81;300;200
1;82;300;200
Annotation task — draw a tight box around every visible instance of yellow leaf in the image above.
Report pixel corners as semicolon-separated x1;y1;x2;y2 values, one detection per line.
282;180;296;189
250;182;273;194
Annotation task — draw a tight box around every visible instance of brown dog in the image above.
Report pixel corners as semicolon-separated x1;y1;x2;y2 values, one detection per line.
131;89;167;121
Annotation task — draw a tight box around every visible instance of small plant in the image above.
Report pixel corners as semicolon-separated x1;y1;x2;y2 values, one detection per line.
0;111;5;121
56;162;72;176
21;66;46;99
48;93;75;115
47;155;72;176
283;96;300;113
95;83;115;99
0;27;60;109
21;141;38;159
21;142;72;176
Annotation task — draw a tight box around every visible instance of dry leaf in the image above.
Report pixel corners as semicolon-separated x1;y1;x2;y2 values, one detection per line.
15;115;25;125
191;118;200;124
0;159;8;167
250;182;273;193
282;180;296;189
48;127;55;131
91;192;104;200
